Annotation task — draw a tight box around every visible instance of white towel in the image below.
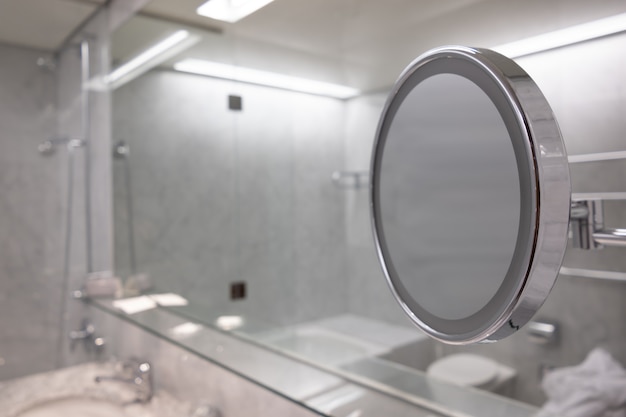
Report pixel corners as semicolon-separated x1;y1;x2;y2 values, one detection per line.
538;348;626;417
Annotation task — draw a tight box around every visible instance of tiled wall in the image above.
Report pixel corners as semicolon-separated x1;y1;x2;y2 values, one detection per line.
343;32;626;405
343;93;415;328
0;43;64;379
112;70;347;326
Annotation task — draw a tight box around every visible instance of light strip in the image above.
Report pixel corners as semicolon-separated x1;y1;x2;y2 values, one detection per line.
568;150;626;164
197;0;275;23
493;12;626;58
560;267;626;282
106;30;197;89
173;58;360;99
572;192;626;201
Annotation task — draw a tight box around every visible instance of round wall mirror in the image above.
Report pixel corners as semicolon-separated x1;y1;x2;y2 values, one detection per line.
371;46;571;344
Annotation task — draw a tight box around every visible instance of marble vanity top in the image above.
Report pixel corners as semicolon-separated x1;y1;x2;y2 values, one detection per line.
0;362;193;417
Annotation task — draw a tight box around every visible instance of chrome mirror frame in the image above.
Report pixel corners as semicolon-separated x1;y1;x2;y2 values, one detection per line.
370;46;571;344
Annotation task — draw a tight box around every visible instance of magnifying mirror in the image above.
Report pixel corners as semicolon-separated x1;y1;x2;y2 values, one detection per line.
371;46;571;344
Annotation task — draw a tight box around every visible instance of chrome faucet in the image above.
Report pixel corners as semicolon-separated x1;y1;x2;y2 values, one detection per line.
95;359;153;403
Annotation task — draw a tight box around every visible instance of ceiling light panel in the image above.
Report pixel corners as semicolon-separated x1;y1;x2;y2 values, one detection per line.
493;12;626;58
173;58;360;99
105;30;199;90
197;0;275;23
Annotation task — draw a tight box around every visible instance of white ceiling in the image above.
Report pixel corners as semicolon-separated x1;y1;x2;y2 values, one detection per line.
0;0;105;51
116;0;626;91
4;0;626;55
3;0;626;90
141;0;487;59
136;0;626;63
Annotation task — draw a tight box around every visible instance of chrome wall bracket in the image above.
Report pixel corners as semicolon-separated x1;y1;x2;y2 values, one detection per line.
570;199;626;249
38;137;85;155
69;318;106;352
331;170;369;189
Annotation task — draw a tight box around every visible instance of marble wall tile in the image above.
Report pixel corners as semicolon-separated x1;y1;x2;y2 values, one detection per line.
342;92;412;326
112;70;348;326
112;71;239;293
0;44;64;380
291;94;347;323
233;241;295;326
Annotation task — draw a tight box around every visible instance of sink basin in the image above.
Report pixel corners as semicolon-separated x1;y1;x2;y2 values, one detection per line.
2;363;195;417
18;398;126;417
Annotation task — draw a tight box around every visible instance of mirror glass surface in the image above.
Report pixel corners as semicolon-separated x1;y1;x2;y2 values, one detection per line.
106;1;626;415
379;73;520;321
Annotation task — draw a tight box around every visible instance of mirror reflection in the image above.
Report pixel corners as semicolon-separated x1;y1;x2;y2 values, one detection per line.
379;72;521;321
107;2;626;415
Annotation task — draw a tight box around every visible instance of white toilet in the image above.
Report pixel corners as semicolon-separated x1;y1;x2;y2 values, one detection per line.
426;353;517;396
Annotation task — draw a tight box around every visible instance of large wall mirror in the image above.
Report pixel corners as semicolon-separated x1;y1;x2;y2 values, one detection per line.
107;1;626;415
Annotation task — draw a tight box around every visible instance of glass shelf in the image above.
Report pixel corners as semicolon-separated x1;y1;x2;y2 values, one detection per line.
89;296;547;417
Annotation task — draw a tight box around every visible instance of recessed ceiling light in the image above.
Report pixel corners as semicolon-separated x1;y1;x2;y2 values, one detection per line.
105;30;199;89
173;58;360;99
197;0;275;23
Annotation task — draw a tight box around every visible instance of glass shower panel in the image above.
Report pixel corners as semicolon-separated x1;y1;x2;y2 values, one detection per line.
1;0;133;381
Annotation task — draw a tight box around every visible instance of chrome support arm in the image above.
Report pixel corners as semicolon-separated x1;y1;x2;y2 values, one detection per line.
569;150;626;250
592;228;626;247
570;200;626;249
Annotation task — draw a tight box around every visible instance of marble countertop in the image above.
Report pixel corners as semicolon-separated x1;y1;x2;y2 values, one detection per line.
0;362;193;417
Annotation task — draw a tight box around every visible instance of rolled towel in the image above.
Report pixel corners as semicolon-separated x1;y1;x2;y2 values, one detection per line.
537;348;626;417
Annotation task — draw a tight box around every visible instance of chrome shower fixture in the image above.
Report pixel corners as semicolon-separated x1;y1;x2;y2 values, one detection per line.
38;137;85;155
36;56;57;71
113;140;130;159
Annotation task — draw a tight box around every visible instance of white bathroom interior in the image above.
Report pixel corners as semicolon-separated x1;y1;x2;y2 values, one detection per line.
2;0;626;416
